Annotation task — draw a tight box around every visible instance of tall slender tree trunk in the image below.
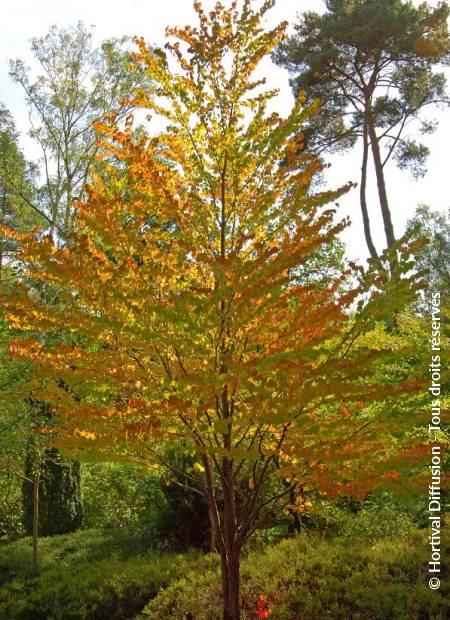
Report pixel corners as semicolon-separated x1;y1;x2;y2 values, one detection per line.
208;505;217;553
221;543;240;620
366;110;396;249
32;471;40;569
204;456;218;552
360;121;379;261
221;457;240;620
202;453;241;619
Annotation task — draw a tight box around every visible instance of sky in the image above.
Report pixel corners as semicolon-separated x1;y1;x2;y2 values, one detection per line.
0;0;448;263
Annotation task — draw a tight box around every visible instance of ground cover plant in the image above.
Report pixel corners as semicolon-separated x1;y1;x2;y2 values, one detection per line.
0;514;447;620
0;528;209;620
142;527;450;619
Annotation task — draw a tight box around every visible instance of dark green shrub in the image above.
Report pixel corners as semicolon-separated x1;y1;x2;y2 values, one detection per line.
82;463;165;534
0;470;22;539
0;529;206;620
143;529;449;619
82;457;211;551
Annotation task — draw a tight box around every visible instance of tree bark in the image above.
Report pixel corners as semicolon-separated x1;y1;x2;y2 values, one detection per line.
221;543;240;620
360;121;379;262
366;109;396;249
203;452;241;619
208;505;217;553
32;471;39;569
204;456;218;553
221;457;240;620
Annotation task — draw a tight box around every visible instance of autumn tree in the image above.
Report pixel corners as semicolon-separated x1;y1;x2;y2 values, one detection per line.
273;0;450;260
4;2;427;618
8;24;153;537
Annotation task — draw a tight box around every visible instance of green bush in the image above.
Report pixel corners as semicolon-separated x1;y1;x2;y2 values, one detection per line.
142;529;449;619
304;500;353;536
0;529;206;620
82;463;165;533
82;459;211;551
304;492;422;541
345;503;414;542
0;470;23;539
1;521;447;619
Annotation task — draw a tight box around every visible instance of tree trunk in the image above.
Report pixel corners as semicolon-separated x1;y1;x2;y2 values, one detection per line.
203;453;241;619
23;447;83;536
366;109;396;249
220;544;240;620
32;471;39;569
208;505;217;552
360;121;379;262
203;454;221;554
288;493;302;534
221;457;240;620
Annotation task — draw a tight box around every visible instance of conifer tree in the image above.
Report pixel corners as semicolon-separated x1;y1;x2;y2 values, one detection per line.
273;0;450;259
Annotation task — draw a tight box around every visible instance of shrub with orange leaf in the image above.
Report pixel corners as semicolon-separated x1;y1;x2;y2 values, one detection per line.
254;595;272;618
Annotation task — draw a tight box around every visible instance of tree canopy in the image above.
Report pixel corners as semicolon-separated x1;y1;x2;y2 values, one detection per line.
0;104;42;279
273;0;450;259
9;23;152;237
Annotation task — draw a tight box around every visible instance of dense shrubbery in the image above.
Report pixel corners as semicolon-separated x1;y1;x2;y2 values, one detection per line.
142;529;449;619
305;493;418;540
0;529;208;620
0;471;22;539
82;463;165;533
82;459;211;551
1;519;446;620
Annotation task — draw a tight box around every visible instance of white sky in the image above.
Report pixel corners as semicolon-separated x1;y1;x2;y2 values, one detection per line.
0;0;449;263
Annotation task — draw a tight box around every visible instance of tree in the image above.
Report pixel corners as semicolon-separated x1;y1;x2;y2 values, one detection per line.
0;104;45;545
273;0;450;260
9;22;151;236
8;24;151;538
4;2;426;618
0;333;32;540
22;447;82;538
406;204;450;297
0;104;42;279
